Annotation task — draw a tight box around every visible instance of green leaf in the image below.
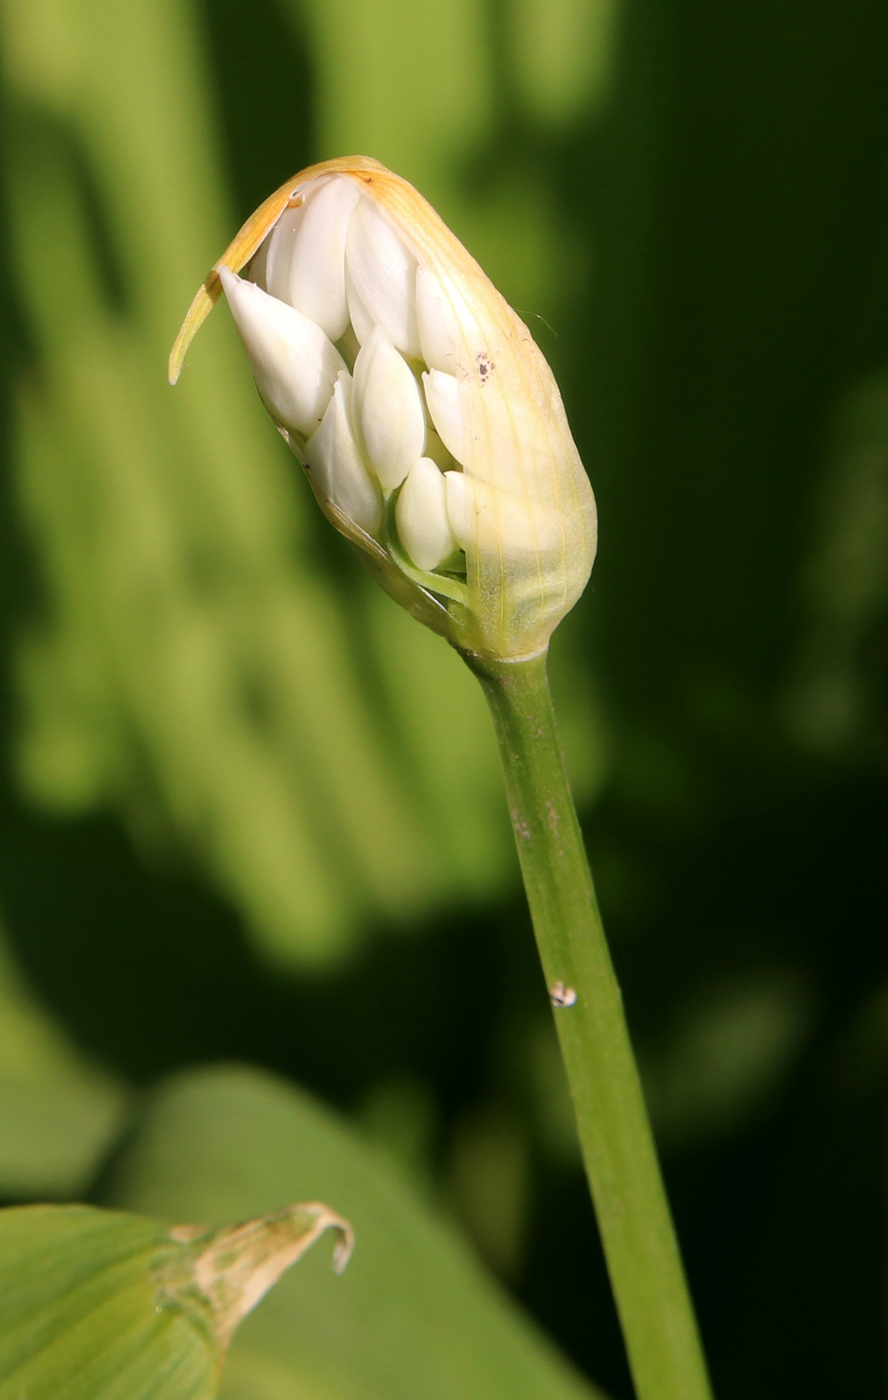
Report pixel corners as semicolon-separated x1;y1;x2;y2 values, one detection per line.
104;1064;605;1400
0;1201;351;1400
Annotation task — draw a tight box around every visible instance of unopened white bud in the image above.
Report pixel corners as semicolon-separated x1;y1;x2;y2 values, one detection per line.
304;372;381;535
172;157;597;660
346;197;421;358
415;268;459;374
219;266;345;436
353;328;426;490
262;207;299;297
422;369;466;466
264;177;360;343
395;457;456;571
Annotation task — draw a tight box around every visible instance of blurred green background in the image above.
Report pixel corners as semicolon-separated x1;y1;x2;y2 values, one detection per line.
0;0;886;1394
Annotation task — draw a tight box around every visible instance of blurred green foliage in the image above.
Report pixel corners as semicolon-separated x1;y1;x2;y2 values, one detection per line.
0;920;126;1197
0;0;886;1395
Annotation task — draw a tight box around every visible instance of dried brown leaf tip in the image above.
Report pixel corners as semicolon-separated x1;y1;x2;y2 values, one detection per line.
158;1201;353;1350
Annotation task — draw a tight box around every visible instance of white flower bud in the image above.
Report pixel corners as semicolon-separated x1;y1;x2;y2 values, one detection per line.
345;197;421;358
172;157;597;660
395;457;456;571
353;327;426;490
304;372;381;535
261;207;301;300
260;209;296;296
415;267;459;374
422;369;466;466
263;176;360;343
219;266;345;437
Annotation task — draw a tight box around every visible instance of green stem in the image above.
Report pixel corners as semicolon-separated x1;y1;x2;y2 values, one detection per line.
463;649;713;1400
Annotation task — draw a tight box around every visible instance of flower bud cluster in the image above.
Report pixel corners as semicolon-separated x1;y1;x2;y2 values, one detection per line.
219;178;471;574
171;158;597;660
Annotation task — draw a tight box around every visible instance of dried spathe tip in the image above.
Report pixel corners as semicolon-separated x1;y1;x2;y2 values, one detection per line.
170;156;597;660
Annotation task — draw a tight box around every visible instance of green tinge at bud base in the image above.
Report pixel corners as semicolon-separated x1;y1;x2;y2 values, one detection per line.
170;156;597;662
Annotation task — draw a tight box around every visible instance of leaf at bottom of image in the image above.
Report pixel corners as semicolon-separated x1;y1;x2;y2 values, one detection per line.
0;1199;351;1400
104;1063;605;1400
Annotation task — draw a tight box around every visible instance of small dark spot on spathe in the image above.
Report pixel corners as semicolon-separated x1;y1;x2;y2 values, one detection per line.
476;352;495;382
